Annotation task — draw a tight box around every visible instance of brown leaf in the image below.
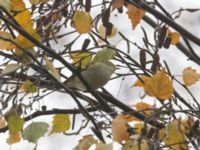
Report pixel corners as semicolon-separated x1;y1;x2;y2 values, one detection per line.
127;4;145;29
74;135;98;150
112;115;130;142
11;0;26;12
112;0;124;10
95;143;113;150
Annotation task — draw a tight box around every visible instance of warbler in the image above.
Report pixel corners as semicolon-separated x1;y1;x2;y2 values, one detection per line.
64;61;116;91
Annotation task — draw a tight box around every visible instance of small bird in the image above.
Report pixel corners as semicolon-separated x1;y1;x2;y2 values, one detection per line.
64;61;116;91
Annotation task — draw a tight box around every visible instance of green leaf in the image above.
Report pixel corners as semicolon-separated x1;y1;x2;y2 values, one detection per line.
50;114;70;135
44;56;60;81
22;122;49;143
21;80;38;93
15;48;36;62
8;115;25;134
1;63;20;76
93;47;115;63
74;135;98;150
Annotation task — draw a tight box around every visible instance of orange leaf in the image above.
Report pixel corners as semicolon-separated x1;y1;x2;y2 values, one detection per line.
7;132;21;144
183;67;200;86
112;0;124;10
123;114;139;122
11;0;26;12
134;102;152;116
133;75;150;87
127;4;145;29
112;115;130;142
124;102;153;122
134;102;152;110
144;69;173;100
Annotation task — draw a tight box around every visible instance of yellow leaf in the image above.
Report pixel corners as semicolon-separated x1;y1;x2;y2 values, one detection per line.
112;115;130;142
168;31;180;45
112;0;124;10
0;116;6;129
71;52;92;69
7;132;21;144
72;11;93;34
161;120;188;150
14;10;33;32
21;80;38;93
133;75;150;87
29;0;49;5
183;67;200;86
44;56;60;80
127;4;145;29
98;24;117;38
144;69;173;100
0;31;13;50
134;123;144;134
11;29;41;49
10;10;41;48
50;114;70;135
11;0;26;12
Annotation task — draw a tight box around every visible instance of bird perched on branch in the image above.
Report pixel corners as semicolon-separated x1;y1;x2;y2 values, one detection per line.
64;61;116;91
